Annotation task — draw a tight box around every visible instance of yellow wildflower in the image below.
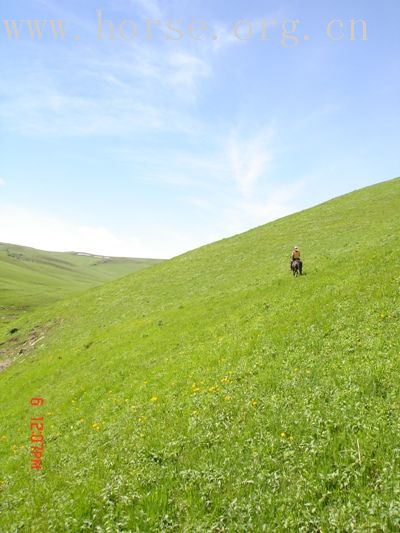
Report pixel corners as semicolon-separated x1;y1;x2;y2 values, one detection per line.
251;400;258;408
150;396;158;402
280;432;286;438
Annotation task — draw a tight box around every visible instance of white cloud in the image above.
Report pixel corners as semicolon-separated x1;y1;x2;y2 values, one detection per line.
0;87;195;137
0;42;212;137
209;23;243;52
0;204;210;259
166;51;211;91
185;196;214;211
206;9;289;54
0;204;139;256
129;0;162;19
0;178;6;187
225;128;274;198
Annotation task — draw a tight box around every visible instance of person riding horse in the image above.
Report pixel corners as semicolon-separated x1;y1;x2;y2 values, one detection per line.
290;246;303;274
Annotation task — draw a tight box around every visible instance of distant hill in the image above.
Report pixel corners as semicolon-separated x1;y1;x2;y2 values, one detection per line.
0;178;399;531
0;242;162;324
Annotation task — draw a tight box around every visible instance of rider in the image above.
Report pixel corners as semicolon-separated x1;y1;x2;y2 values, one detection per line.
290;246;302;272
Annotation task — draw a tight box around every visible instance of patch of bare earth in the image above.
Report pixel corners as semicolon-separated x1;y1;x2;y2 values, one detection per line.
0;326;49;373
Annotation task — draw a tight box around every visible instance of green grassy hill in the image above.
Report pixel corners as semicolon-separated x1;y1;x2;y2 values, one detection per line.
0;178;399;532
0;243;161;325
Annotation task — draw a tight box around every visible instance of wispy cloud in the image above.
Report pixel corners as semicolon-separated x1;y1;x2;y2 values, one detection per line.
129;0;163;19
0;178;6;187
184;196;214;211
226;127;274;198
0;38;213;136
209;22;243;52
163;125;311;237
166;51;211;91
0;89;174;136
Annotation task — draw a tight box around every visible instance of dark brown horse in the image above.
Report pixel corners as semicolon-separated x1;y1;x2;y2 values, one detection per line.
291;259;302;276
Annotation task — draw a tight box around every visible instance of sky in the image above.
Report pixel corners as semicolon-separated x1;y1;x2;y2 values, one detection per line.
0;0;399;259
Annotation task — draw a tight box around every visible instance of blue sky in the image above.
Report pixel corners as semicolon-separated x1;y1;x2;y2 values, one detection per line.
0;0;399;258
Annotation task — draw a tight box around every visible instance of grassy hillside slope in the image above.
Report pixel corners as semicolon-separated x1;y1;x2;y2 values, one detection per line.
0;243;161;325
0;178;399;532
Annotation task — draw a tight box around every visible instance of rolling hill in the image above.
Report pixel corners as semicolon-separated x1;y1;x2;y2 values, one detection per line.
0;178;399;532
0;243;162;326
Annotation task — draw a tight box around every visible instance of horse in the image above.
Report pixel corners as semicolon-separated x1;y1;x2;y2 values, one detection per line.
291;259;302;276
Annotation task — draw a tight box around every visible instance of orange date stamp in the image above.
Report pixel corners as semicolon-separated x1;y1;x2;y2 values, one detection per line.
30;397;45;469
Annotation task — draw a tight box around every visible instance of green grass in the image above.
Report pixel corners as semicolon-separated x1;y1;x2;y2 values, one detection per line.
0;243;161;327
0;178;399;532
